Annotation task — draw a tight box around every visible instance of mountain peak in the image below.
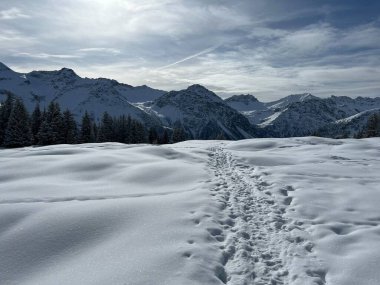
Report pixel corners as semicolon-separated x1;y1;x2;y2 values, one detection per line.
58;67;78;77
225;94;259;103
186;84;210;93
286;93;317;101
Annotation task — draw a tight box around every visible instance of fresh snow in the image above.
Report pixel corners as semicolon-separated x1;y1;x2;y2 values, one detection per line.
1;137;380;284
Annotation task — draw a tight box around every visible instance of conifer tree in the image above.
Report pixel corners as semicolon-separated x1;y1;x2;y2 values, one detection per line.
98;112;114;142
114;115;128;143
364;113;380;137
3;98;32;148
62;109;78;144
132;120;146;143
125;115;132;143
92;122;98;143
31;104;42;144
172;126;186;143
159;129;170;144
148;127;158;144
80;111;93;143
37;101;64;145
0;93;14;145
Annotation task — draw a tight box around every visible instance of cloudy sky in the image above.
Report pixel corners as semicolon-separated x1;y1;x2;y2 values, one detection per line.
1;0;379;100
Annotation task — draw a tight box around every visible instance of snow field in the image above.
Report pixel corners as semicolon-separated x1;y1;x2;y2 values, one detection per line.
1;137;380;284
0;144;224;285
226;137;380;285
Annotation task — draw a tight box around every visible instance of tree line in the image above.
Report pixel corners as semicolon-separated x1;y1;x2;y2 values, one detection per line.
0;94;186;148
355;113;380;138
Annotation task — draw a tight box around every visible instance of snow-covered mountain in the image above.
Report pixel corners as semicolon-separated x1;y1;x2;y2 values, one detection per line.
225;93;317;125
149;85;259;139
226;93;380;137
2;62;379;139
317;108;380;138
0;62;165;124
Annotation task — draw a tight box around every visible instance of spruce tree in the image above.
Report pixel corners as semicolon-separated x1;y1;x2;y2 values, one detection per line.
148;127;158;144
31;104;42;144
365;114;380;137
37;101;64;145
98;112;114;142
62;109;78;144
114;115;128;143
130;120;146;143
3;98;32;148
172;126;186;143
0;93;14;145
80;111;93;143
92;122;98;143
125;115;132;143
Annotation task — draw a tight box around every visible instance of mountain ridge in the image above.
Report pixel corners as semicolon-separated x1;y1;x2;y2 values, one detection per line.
1;62;379;139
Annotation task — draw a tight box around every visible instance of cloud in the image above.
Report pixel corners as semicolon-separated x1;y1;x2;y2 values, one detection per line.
1;1;379;100
0;7;30;20
15;52;81;59
77;48;121;55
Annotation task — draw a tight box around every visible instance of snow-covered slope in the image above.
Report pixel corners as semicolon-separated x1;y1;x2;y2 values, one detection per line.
0;63;165;123
226;93;380;137
225;93;317;125
317;108;380;138
1;138;379;285
263;97;380;137
150;85;259;139
224;94;266;112
266;93;318;109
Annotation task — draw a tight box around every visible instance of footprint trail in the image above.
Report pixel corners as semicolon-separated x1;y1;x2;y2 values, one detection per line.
208;146;325;285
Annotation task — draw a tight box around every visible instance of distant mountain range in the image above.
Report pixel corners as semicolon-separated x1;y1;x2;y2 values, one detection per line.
1;62;379;139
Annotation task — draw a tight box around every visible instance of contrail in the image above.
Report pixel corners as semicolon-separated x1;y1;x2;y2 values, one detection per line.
157;44;220;70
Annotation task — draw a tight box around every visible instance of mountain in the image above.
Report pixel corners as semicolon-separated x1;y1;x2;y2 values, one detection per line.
0;62;165;124
265;93;317;109
225;93;317;125
262;97;380;137
317;108;380;138
226;93;380;137
1;62;379;139
149;85;259;139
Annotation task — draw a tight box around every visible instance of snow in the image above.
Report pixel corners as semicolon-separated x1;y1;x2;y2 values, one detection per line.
1;138;379;284
266;93;317;110
226;137;380;284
